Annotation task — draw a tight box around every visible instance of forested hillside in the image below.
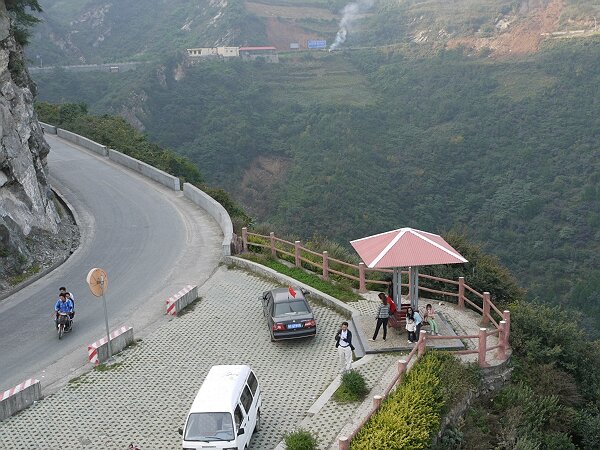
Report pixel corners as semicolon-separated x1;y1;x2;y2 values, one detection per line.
33;36;600;332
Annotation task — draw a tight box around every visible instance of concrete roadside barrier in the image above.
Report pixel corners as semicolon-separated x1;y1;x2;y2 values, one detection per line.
39;121;57;134
87;326;134;365
0;378;42;421
108;149;180;191
57;128;108;156
183;183;233;256
165;285;198;316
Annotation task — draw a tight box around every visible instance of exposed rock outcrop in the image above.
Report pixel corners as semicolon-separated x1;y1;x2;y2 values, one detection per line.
0;3;60;287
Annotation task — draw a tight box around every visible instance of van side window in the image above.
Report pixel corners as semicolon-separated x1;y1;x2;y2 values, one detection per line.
240;385;253;412
247;371;259;395
234;405;244;429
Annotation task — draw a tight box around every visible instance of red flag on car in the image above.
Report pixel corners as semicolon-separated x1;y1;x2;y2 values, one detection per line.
288;286;297;298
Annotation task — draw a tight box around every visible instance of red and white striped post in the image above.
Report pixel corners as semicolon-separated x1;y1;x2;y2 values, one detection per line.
322;251;329;280
269;232;276;257
242;227;248;252
482;292;491;325
478;328;488;368
358;262;367;293
497;320;507;360
503;310;511;348
458;277;465;309
417;330;427;357
294;240;301;267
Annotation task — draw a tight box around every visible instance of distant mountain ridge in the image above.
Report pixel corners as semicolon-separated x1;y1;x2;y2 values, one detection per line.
27;0;599;65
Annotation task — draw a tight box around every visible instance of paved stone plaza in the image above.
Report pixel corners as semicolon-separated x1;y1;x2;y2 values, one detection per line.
0;267;398;450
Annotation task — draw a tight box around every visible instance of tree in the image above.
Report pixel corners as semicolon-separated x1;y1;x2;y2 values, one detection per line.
5;0;42;45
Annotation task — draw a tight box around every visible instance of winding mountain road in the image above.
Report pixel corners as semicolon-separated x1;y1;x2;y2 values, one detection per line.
0;134;223;392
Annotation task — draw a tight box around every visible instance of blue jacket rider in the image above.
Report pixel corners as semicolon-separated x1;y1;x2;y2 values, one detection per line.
55;293;74;317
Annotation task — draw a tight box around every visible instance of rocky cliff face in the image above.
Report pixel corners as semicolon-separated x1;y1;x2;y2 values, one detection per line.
0;3;59;286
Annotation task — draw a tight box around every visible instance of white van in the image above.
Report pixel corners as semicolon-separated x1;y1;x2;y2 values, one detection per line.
181;365;262;450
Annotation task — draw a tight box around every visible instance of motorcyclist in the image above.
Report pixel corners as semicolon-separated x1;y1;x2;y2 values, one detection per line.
54;293;74;331
59;287;75;320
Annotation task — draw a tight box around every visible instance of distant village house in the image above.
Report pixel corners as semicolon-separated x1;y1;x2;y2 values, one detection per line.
186;46;278;63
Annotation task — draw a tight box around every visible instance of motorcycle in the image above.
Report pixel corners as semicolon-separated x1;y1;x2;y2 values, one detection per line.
56;312;73;339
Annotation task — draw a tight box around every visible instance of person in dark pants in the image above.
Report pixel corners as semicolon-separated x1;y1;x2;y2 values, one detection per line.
369;296;390;341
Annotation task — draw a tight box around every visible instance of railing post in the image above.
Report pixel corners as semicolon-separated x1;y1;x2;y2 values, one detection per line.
241;227;248;252
294;240;301;267
322;251;329;280
478;328;488;368
458;277;465;309
358;262;367;293
269;232;276;257
417;330;427;357
338;437;350;450
482;292;491;325
497;320;507;360
398;359;408;384
503;310;511;348
373;395;383;410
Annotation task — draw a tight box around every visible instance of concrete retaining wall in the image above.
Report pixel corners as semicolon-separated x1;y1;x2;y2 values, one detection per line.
57;128;108;156
108;149;180;191
184;183;233;256
87;326;134;365
39;121;57;134
0;379;42;421
165;285;198;315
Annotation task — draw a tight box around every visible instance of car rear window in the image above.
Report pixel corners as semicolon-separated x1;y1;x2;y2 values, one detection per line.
274;300;309;316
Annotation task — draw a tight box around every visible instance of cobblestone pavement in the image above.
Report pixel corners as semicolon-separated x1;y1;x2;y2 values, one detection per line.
0;267;352;450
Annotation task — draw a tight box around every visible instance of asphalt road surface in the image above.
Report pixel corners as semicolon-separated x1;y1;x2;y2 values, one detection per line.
0;135;222;392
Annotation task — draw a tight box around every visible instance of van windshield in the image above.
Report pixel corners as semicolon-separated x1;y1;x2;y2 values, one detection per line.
184;412;235;442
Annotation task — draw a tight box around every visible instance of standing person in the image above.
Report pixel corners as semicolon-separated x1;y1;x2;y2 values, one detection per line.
379;292;396;316
425;304;439;335
335;321;355;373
369;296;390;341
414;307;423;341
406;307;417;343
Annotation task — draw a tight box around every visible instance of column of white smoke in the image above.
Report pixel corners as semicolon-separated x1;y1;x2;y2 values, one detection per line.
329;0;375;51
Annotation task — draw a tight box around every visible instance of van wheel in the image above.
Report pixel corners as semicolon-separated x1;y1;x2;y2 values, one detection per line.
255;410;261;432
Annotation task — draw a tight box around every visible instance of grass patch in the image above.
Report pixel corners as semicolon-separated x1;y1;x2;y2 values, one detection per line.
284;429;319;450
240;252;362;302
177;296;203;316
9;263;40;285
95;361;124;372
68;374;92;389
334;370;369;403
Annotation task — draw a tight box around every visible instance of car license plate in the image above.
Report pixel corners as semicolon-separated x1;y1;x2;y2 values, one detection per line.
287;323;302;329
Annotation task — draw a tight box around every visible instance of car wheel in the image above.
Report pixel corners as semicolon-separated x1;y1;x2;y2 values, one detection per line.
255;410;261;432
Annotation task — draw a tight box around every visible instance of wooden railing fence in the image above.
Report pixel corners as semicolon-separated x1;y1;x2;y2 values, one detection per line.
240;228;511;449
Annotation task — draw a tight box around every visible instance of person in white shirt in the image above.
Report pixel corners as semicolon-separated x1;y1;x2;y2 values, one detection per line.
334;321;355;373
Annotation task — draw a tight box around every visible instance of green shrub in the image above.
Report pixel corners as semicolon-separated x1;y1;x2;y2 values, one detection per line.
284;429;318;450
350;352;478;450
334;370;368;403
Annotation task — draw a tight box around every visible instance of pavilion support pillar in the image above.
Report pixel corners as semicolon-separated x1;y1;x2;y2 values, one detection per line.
409;266;419;310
